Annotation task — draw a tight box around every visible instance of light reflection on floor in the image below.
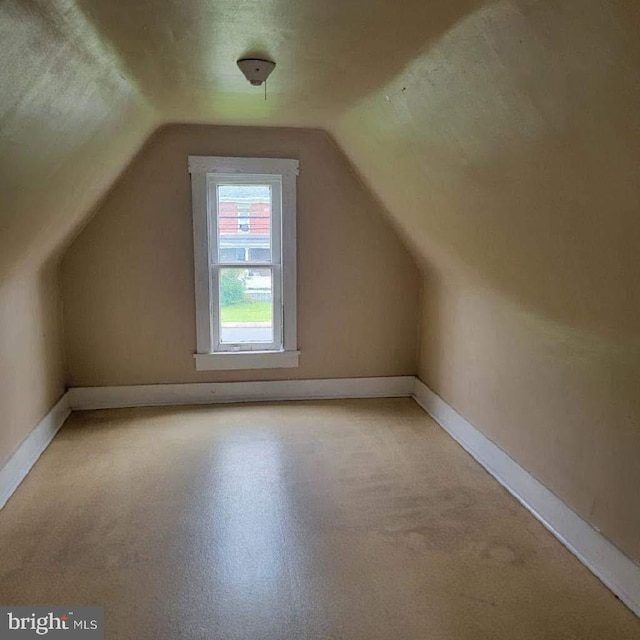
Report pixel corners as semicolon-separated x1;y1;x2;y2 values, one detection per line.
206;435;291;603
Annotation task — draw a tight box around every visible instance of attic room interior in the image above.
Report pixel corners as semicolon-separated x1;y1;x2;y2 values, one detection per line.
1;0;639;637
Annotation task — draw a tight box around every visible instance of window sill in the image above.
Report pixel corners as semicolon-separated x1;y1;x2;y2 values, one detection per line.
194;350;300;371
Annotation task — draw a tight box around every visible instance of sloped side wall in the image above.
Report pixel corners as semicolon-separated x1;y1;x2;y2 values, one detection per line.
333;0;640;562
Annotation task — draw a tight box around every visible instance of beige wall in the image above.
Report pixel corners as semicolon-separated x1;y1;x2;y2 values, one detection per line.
61;125;419;386
418;268;640;563
0;0;155;466
0;264;65;467
332;0;640;563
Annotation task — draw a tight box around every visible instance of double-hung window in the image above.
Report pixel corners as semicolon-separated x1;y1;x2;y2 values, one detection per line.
189;156;299;370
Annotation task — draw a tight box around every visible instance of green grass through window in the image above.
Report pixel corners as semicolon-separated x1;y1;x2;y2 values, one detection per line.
220;301;272;323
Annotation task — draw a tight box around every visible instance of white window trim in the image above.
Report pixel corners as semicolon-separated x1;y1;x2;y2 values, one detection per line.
189;156;299;371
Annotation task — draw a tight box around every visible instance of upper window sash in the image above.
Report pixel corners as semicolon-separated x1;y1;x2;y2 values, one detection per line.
207;174;283;268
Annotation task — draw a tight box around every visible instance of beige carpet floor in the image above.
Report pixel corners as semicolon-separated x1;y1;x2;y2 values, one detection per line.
1;398;638;639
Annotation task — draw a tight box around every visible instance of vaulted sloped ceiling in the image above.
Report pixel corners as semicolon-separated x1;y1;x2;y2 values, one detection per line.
335;0;640;341
1;0;155;278
2;0;637;334
1;0;482;277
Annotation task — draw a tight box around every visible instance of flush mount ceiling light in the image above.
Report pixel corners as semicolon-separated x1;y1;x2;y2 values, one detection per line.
236;58;276;86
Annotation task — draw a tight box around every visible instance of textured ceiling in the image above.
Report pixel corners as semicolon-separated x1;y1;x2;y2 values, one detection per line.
70;0;480;126
0;0;155;277
0;0;479;279
335;0;640;340
1;0;639;342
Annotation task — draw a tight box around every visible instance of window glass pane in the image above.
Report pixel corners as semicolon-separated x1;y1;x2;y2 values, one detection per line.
248;248;271;262
220;248;246;262
219;267;273;344
217;185;271;263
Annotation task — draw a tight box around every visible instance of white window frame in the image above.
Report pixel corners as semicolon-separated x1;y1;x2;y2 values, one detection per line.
189;156;299;371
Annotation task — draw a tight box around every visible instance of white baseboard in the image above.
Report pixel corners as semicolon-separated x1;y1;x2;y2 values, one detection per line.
412;378;640;618
4;376;638;618
67;376;415;410
0;393;71;510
